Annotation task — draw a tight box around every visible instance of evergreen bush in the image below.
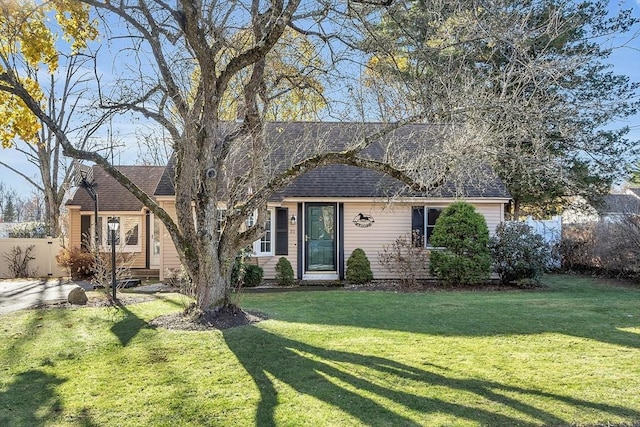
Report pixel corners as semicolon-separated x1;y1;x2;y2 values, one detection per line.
231;250;263;288
346;248;373;284
429;201;491;285
490;221;550;284
275;257;295;286
243;264;264;287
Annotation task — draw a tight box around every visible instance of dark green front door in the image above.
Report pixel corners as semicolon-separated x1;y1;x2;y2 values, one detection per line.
305;204;336;271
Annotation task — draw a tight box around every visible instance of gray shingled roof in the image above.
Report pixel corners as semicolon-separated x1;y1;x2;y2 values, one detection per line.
67;165;166;211
596;194;640;215
627;187;640;198
271;164;509;199
155;122;511;200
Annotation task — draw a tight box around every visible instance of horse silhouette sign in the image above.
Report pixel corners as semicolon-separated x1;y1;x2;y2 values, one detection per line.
353;213;375;228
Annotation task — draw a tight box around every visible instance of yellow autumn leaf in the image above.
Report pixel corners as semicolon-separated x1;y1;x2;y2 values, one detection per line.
0;0;98;148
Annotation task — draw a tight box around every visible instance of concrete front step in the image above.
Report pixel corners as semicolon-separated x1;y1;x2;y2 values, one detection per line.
128;269;160;280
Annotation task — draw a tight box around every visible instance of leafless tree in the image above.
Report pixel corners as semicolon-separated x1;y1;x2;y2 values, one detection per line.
0;54;113;236
6;0;451;314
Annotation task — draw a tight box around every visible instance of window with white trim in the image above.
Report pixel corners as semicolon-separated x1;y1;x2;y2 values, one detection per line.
411;206;443;247
97;215;141;252
246;209;274;256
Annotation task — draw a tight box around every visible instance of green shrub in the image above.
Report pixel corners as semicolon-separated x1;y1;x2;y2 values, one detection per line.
243;264;264;287
275;257;295;286
429;201;491;285
346;248;373;284
490;221;550;284
231;251;263;288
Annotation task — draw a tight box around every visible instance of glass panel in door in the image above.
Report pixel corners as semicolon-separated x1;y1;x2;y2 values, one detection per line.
150;214;161;268
305;204;336;271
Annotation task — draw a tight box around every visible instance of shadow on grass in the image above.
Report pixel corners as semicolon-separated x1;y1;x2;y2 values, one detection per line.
224;326;640;426
110;305;155;347
0;370;100;427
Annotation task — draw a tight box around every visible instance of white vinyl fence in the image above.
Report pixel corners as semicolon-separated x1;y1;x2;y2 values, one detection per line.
523;215;562;268
0;238;67;278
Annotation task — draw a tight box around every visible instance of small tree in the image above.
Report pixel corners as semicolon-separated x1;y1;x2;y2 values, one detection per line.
379;232;429;288
2;245;36;278
490;222;550;284
275;257;295;286
346;248;373;284
430;202;491;285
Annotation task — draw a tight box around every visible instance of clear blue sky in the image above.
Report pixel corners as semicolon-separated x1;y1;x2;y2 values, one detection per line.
0;0;639;198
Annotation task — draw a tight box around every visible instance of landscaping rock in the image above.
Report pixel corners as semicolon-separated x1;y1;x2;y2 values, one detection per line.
67;286;88;305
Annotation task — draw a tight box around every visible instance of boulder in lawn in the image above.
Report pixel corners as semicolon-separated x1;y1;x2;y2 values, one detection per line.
68;286;88;305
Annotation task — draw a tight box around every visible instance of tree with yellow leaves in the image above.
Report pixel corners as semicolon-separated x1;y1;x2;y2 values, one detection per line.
0;0;99;236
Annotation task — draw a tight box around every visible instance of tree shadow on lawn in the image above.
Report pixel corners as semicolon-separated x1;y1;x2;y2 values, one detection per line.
110;306;150;347
224;326;640;426
0;369;98;427
109;295;185;346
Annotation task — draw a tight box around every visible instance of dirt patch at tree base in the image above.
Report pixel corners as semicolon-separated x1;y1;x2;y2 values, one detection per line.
149;305;267;331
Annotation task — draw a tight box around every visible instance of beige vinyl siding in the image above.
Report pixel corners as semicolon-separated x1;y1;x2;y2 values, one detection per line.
67;206;82;249
474;203;505;235
158;199;180;281
253;202;298;280
67;207;147;269
127;215;147;269
343;201;505;280
343;202;413;279
155;198;506;281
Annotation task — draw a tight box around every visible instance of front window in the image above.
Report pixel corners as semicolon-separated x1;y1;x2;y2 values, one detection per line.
259;210;272;254
247;209;274;256
426;208;442;244
217;209;227;234
97;215;141;252
412;206;443;247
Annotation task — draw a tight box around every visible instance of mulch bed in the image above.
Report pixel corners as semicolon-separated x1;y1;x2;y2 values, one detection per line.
149;306;267;331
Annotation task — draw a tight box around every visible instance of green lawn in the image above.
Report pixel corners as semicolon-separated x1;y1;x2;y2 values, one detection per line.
1;274;639;426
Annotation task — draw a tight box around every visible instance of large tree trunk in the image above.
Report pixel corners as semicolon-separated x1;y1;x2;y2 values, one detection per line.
192;256;234;311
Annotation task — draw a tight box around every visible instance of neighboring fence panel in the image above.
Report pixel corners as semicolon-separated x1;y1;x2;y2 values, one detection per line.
524;216;562;269
0;238;66;278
